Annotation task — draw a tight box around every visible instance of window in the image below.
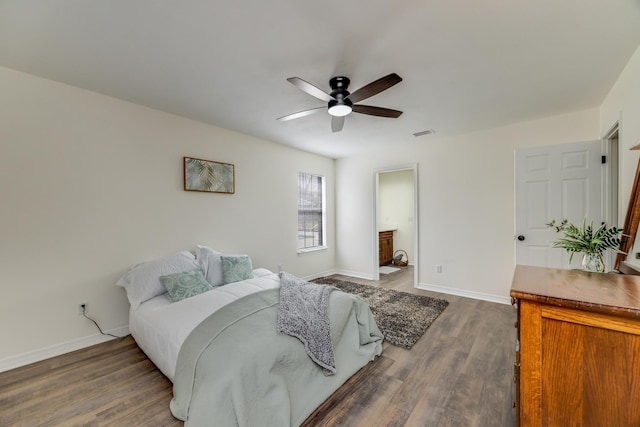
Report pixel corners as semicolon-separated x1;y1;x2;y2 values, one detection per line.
298;172;326;252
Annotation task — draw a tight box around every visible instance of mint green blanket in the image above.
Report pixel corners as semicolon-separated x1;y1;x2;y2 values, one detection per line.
170;287;383;426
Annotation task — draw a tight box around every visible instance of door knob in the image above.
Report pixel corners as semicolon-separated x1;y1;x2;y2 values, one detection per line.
517;235;525;241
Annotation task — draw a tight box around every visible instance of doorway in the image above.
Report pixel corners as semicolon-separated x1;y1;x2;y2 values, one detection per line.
374;164;418;286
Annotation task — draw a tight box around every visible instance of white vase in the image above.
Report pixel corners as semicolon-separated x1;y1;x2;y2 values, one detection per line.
581;253;605;273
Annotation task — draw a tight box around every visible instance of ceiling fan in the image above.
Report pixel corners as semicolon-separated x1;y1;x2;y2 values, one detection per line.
277;73;403;132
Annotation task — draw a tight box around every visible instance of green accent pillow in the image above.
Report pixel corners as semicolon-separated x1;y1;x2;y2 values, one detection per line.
221;255;253;284
160;268;213;302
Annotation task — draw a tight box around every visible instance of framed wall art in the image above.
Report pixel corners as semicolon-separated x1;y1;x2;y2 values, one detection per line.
183;156;235;194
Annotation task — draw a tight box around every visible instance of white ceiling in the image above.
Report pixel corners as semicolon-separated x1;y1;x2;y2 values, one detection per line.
1;1;640;158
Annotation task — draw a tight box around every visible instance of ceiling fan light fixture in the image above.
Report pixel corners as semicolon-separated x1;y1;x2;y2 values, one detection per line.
328;98;353;117
279;73;403;131
328;104;352;117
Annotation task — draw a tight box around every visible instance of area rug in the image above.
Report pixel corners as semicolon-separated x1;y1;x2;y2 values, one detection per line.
379;266;400;274
311;277;449;349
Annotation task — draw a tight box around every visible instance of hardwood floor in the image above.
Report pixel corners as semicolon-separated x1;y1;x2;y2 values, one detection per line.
0;266;516;426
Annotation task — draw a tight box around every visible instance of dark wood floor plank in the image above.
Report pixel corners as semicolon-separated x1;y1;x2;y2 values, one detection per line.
301;355;398;426
0;344;148;408
1;342;148;422
0;266;516;426
0;337;137;390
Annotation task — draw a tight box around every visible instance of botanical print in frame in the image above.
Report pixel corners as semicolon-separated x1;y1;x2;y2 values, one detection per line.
184;157;235;194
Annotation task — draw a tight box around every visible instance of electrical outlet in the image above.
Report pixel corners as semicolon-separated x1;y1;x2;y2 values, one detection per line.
435;265;443;273
79;302;88;315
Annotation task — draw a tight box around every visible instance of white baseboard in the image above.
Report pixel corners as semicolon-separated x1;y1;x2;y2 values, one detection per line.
305;269;510;305
0;277;509;374
417;283;511;305
0;325;130;373
323;270;510;305
302;269;338;281
303;269;375;281
332;269;375;281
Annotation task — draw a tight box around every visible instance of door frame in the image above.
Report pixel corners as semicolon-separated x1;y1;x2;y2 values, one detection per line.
373;163;419;286
602;121;620;269
602;121;619;226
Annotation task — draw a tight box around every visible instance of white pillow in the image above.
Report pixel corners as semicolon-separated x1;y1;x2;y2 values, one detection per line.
195;245;224;287
116;251;199;309
252;268;274;278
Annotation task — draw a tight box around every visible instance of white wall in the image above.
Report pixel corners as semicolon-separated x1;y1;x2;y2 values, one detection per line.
378;170;415;264
4;42;640;367
336;109;600;300
600;45;640;266
0;67;335;363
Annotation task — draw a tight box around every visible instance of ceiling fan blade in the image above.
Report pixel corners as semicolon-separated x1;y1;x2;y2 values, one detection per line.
346;73;403;104
331;115;345;133
352;105;403;118
287;77;334;102
277;107;326;121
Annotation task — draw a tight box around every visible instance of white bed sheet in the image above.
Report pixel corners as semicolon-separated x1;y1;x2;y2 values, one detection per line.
129;269;280;382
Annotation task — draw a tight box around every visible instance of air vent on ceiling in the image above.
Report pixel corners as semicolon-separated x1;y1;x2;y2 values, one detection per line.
413;129;435;137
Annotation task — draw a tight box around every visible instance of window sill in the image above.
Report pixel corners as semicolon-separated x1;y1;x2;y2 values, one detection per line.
297;246;328;255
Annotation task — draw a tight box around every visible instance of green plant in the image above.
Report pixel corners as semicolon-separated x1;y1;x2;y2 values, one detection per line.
547;219;625;262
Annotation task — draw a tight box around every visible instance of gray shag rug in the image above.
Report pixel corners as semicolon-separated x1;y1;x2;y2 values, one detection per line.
311;277;449;350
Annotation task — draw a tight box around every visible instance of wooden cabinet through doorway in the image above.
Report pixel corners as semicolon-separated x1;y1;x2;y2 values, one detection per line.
379;231;393;266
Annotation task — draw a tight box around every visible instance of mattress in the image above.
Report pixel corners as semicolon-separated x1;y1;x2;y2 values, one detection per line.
129;269;280;381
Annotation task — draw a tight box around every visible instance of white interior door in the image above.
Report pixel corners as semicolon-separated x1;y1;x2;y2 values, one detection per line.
515;140;602;269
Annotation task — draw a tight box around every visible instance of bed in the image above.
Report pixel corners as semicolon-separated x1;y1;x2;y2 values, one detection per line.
117;247;383;426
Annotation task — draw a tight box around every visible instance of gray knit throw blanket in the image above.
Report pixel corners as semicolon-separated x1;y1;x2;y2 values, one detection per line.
277;272;336;376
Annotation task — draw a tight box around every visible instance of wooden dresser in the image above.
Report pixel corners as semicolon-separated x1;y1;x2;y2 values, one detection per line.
510;265;640;426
